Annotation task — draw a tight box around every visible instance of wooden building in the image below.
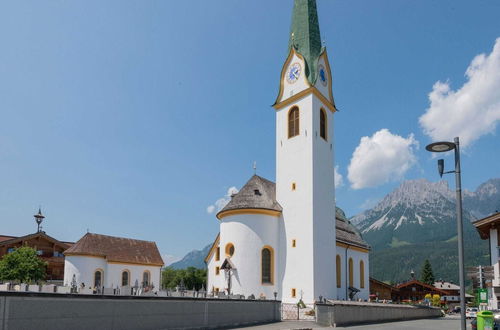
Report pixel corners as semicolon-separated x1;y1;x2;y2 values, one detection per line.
396;279;449;302
369;277;400;301
473;211;500;309
0;232;73;281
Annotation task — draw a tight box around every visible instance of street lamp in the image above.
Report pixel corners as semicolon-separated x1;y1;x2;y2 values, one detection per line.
426;137;466;330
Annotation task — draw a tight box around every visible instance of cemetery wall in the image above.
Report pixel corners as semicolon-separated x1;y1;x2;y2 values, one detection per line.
316;301;442;326
0;292;280;330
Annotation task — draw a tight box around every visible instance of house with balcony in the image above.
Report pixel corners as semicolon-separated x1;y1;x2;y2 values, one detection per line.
473;211;500;309
0;231;74;282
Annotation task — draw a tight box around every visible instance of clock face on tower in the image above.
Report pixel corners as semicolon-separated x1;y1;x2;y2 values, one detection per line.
286;62;302;84
319;64;327;86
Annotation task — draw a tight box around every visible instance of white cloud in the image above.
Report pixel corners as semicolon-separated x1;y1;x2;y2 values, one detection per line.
206;186;239;214
347;129;419;189
334;165;344;188
419;38;500;148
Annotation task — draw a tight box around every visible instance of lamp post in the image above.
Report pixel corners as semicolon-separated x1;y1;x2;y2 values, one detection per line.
425;137;465;330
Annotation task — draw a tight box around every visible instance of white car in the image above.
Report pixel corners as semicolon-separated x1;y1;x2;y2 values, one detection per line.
466;308;478;319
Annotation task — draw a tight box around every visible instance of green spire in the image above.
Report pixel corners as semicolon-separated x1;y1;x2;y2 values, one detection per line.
288;0;323;84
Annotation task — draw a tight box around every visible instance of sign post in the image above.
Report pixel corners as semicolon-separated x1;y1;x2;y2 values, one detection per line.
468;266;494;310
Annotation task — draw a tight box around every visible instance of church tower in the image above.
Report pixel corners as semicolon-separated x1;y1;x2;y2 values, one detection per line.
274;0;337;304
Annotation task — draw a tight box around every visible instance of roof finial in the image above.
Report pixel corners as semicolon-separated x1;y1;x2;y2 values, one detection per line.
34;207;45;233
253;161;257;175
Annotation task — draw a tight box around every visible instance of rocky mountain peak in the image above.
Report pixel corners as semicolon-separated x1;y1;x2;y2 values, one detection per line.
350;177;499;251
374;179;453;210
464;178;500;219
476;178;500;198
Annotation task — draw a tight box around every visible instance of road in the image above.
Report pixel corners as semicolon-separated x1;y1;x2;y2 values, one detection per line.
230;315;467;329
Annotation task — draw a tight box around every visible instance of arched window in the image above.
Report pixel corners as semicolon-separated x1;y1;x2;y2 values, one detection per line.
225;243;235;257
320;108;327;140
336;255;341;288
121;270;130;286
360;260;365;289
348;258;354;287
288;107;299;138
94;269;103;288
261;246;274;284
143;271;150;287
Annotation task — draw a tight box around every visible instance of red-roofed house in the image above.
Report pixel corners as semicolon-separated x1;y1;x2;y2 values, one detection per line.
396;279;449;302
63;233;164;291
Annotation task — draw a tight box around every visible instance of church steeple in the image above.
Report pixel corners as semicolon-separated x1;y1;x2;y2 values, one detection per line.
288;0;323;85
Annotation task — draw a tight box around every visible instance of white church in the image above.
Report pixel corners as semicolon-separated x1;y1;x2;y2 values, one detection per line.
205;0;370;304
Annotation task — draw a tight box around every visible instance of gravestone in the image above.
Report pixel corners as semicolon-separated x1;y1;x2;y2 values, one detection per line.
27;284;39;292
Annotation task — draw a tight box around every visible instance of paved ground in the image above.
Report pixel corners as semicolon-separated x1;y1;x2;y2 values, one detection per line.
230;315;468;329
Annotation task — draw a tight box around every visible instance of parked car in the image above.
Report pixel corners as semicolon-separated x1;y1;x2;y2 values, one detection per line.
467;308;479;319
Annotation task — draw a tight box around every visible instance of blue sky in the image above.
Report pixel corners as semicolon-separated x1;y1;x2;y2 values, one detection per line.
1;0;499;263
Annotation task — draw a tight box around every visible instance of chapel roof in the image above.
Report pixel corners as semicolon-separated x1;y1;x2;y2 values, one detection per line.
64;233;164;266
216;175;283;219
335;207;370;250
213;174;369;250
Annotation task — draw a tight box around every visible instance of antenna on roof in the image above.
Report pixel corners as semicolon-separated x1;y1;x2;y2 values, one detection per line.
253;161;257;175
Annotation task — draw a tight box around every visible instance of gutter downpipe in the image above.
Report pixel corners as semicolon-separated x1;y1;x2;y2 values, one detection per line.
345;246;350;299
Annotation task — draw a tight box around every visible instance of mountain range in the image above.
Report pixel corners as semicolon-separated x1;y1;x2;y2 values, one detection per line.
168;244;211;270
352;178;499;283
169;178;500;284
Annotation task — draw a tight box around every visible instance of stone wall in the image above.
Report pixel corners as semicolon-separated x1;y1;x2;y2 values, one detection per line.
316;301;442;327
0;292;280;330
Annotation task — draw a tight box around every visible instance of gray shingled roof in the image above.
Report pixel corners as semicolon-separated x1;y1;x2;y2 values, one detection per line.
336;207;370;249
216;176;369;250
217;175;283;216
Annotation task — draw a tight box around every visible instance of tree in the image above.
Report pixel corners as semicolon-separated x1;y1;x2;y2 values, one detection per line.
420;259;435;285
0;246;47;283
161;267;207;290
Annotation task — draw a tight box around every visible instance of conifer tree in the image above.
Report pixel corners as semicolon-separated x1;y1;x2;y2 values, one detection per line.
420;259;435;285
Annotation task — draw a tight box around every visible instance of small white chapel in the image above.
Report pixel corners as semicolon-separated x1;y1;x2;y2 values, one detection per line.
205;0;370;304
64;233;164;292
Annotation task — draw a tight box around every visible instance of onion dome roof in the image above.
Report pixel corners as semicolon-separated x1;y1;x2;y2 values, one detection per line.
288;0;324;85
